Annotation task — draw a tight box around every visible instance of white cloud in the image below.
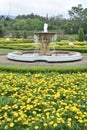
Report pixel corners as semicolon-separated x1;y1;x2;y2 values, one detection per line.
0;0;87;18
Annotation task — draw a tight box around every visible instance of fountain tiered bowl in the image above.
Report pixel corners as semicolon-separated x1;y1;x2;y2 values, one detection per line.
7;50;82;62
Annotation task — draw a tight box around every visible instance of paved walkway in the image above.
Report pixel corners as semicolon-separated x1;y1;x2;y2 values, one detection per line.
0;55;87;67
0;49;87;66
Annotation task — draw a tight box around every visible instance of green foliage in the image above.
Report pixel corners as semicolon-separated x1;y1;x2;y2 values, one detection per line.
78;28;84;41
0;26;3;37
68;4;87;34
56;34;78;41
23;30;27;39
68;4;83;19
1;5;87;37
0;65;87;74
15;31;20;38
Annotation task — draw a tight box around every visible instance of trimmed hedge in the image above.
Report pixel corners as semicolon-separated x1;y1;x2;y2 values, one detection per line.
0;65;87;74
0;40;87;52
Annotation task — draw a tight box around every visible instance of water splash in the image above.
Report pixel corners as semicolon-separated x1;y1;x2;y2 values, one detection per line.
44;23;48;32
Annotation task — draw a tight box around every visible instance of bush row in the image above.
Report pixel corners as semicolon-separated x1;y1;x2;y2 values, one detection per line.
1;42;87;53
0;65;87;74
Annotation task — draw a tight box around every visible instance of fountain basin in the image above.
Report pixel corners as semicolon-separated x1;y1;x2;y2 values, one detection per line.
7;51;82;62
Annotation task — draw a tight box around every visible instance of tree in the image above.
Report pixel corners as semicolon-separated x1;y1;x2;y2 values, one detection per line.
16;31;20;38
68;4;87;34
0;26;3;37
78;28;84;41
68;4;83;19
23;30;27;38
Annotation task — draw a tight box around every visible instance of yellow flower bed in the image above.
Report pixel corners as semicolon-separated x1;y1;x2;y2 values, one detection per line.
0;72;87;130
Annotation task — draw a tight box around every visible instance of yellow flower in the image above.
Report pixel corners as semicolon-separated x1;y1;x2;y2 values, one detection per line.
9;122;14;127
23;120;29;125
4;125;8;129
84;123;87;126
49;121;54;125
26;128;29;130
54;92;60;99
75;115;79;119
13;112;18;117
68;123;71;127
7;118;11;121
33;111;37;114
46;112;50;119
68;118;72;121
34;126;39;129
53;123;57;127
0;121;2;125
78;119;83;123
43;123;47;127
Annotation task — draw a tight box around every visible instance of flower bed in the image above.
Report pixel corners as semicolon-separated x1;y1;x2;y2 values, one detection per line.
0;72;87;130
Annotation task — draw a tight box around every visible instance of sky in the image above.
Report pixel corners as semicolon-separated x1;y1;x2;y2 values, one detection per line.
0;0;87;18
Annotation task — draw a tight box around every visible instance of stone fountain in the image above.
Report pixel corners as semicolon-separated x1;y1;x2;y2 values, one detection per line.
34;23;57;56
7;23;82;62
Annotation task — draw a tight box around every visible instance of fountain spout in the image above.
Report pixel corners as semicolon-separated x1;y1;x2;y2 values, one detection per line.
44;23;48;32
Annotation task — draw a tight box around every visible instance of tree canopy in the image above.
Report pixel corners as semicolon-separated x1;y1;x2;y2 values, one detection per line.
0;4;87;37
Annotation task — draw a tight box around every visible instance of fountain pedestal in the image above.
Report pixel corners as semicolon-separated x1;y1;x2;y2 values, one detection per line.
40;40;50;55
34;32;57;56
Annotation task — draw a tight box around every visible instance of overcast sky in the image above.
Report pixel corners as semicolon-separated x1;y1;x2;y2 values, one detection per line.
0;0;87;18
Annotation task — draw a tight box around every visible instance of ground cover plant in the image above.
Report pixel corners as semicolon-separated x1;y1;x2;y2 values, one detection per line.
0;71;87;130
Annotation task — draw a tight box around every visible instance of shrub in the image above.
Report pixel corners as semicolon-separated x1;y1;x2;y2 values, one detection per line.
0;26;3;37
16;31;20;38
23;30;27;39
78;28;84;41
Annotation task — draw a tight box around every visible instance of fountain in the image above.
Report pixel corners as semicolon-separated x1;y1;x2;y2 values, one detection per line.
7;23;82;62
34;23;57;56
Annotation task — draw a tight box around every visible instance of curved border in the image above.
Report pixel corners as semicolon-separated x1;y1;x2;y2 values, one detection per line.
7;51;83;62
